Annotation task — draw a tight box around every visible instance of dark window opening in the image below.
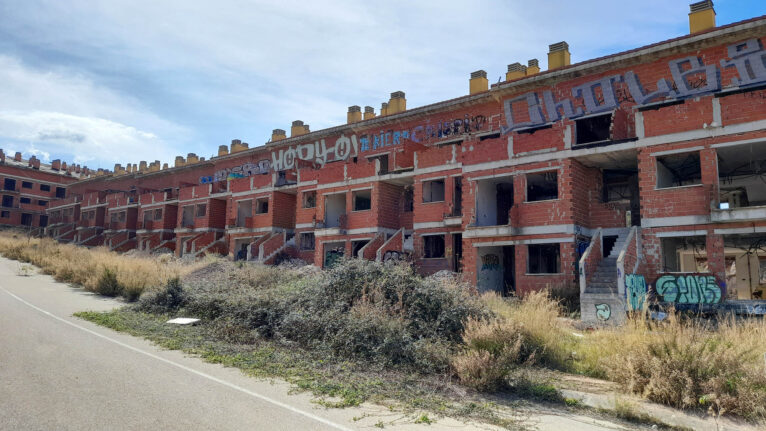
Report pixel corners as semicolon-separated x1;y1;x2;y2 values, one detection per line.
236;200;252;227
182;206;195;226
475;179;514;227
352;240;370;257
20;213;32;226
602;169;635;202
39;215;48;227
656;152;702;189
195;204;206;217
0;211;9;218
21;181;33;189
40;184;50;192
575;113;612;145
302;191;316;208
403;186;413;212
38;200;47;206
2;195;14;208
300;232;315;251
55;187;66;198
255;198;268;214
154;209;163;220
352;189;371;211
423;235;445;258
20;197;31;204
528;243;561;274
375;154;389;175
526;171;558;201
422;179;445;203
452;176;463;216
4;178;16;191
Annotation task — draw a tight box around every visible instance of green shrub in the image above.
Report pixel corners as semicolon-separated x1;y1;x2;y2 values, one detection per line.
96;268;123;297
136;277;187;312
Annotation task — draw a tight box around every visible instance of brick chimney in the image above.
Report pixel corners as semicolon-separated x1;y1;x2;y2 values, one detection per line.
506;63;527;81
218;145;229;156
14;152;22;162
29;156;40;169
0;149;5;163
387;91;406;114
363;106;375;120
230;139;249;153
380;102;389;116
186;153;199;164
469;70;488;95
270;129;286;142
174;156;186;167
689;1;715;33
290;121;307;138
51;159;61;170
526;59;540;76
347;105;362;124
61;161;67;171
548;41;571;70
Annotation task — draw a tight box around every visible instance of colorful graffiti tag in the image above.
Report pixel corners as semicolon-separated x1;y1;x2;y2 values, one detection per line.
501;39;766;133
595;303;611;321
199;160;270;184
271;133;360;171
655;274;723;305
625;274;647;311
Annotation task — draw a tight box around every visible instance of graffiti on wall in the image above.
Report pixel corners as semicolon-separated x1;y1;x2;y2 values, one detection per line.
270;114;494;172
480;253;500;271
199;160;270;184
271;133;360;171
501;38;766;134
595;303;611;321
625;274;647;311
655;274;723;305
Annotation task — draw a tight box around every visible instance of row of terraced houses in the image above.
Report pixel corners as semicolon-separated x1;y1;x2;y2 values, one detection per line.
33;2;766;322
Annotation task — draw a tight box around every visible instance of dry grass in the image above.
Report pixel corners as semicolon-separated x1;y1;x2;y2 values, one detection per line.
453;291;766;420
579;313;766;419
0;231;207;300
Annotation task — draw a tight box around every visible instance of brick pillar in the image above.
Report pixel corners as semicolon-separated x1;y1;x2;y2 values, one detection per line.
706;232;726;289
700;148;718;209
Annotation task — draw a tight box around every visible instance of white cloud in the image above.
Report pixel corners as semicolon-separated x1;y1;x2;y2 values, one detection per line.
0;55;189;167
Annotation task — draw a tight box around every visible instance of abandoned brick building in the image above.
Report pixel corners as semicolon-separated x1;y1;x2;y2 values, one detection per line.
0;150;79;230
44;2;766;322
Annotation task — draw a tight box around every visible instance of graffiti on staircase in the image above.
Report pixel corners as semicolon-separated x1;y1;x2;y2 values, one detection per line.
654;273;723;305
595;303;611;321
625;274;647;311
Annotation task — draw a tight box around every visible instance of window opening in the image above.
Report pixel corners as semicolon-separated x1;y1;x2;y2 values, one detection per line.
302;191;316;209
299;232;315;251
255;198;269;214
195;204;207;217
422;179;445;203
423;235;445;258
21;181;32;189
352;189;371;211
575;113;612;145
656;152;702;189
528;243;561;273
526;171;558;201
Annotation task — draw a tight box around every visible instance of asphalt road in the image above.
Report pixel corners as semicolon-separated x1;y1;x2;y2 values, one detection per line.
0;257;631;431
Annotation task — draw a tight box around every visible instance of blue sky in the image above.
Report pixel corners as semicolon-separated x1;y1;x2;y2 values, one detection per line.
0;0;763;170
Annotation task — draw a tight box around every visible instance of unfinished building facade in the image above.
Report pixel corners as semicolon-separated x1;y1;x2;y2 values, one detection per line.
46;4;766;322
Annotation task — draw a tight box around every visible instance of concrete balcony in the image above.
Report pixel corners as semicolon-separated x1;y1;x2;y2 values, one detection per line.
711;205;766;223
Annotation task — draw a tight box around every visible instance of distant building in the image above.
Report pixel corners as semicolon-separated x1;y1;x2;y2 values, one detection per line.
0;150;80;229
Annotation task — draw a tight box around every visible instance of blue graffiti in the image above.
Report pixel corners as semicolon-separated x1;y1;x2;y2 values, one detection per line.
502;39;766;134
625;274;647;311
655;274;722;305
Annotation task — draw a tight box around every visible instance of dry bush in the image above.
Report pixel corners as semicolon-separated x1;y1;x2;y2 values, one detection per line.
452;291;576;390
0;232;207;300
580;314;766;420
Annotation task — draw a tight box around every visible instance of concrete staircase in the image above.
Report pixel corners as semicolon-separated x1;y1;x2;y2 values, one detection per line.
581;228;630;324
